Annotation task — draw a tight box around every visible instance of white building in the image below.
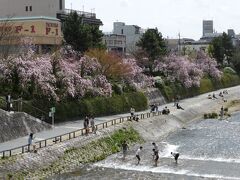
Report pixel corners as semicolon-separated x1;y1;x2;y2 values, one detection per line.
113;22;143;53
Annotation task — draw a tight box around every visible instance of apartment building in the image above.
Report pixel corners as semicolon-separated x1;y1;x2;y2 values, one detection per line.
103;34;126;54
113;22;143;53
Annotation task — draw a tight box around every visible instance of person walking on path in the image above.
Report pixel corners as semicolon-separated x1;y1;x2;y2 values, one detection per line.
28;133;34;152
171;152;180;163
135;146;143;165
84;116;89;135
122;140;129;160
5;94;11;112
90;116;96;134
152;149;159;166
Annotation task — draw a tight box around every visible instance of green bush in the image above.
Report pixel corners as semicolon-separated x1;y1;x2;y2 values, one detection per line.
22;92;148;123
199;78;214;94
221;72;240;87
203;112;218;119
223;67;237;74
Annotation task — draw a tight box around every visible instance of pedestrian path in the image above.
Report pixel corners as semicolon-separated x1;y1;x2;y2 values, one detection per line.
0;85;239;152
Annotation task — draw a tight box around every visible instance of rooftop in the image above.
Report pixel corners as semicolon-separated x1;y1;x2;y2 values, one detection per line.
0;16;60;22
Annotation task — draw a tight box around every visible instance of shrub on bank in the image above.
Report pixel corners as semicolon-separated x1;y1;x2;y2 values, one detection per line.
158;72;240;102
204;112;218;119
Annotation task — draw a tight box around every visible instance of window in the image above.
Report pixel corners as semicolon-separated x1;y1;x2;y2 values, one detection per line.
25;6;28;11
121;29;123;34
59;0;63;10
30;6;32;11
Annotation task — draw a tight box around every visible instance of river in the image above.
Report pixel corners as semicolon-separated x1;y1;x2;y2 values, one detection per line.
50;112;240;180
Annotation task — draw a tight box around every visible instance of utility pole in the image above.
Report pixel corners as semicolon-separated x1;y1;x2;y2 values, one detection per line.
178;32;181;55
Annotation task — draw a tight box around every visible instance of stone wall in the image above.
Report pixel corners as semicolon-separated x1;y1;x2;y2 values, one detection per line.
143;88;166;106
0;109;52;143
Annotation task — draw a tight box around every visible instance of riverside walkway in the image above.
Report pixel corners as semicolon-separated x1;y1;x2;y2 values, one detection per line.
0;85;239;155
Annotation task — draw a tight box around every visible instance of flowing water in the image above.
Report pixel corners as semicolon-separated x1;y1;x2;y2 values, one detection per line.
50;112;240;180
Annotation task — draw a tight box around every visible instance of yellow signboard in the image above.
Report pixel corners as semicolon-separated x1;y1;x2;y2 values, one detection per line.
0;18;63;45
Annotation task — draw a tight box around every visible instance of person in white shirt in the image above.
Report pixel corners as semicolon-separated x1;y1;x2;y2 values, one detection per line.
135;146;143;165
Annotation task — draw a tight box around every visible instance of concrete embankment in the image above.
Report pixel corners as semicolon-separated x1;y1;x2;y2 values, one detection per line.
0;109;52;143
0;86;239;179
133;85;240;142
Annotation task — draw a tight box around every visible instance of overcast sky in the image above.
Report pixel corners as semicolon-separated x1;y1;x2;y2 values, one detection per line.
66;0;240;40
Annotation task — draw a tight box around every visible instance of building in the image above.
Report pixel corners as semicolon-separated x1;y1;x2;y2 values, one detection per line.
0;0;102;26
0;0;102;53
166;38;195;53
180;40;209;53
113;22;143;53
102;34;126;54
0;0;65;19
57;9;102;26
203;20;213;37
0;16;63;53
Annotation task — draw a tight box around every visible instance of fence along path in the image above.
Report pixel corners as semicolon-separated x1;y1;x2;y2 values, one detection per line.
0;111;161;158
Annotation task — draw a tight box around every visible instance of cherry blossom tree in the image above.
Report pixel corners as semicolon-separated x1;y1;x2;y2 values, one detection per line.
195;51;222;80
153;51;222;88
122;58;154;89
0;51;57;99
154;54;203;88
0;42;153;100
54;50;112;98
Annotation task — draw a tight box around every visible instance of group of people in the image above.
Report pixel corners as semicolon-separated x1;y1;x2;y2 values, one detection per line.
83;116;96;135
150;104;159;113
208;90;229;102
122;141;180;167
162;106;170;115
129;107;139;121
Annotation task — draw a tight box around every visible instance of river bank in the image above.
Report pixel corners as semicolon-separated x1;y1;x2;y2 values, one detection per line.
1;86;240;179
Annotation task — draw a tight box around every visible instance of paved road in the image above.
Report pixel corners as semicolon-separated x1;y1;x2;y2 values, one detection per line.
0;85;239;152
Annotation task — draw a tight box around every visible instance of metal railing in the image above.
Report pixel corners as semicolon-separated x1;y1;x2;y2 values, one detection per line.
0;111;162;158
58;9;96;18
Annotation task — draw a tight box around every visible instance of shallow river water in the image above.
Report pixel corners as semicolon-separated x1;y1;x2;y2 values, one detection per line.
51;112;240;180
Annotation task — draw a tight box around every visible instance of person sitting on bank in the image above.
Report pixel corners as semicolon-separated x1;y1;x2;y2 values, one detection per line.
219;91;223;97
162;106;170;115
133;115;139;122
130;107;135;117
176;103;184;110
212;93;217;99
208;94;212;99
223;90;228;94
150;104;155;113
